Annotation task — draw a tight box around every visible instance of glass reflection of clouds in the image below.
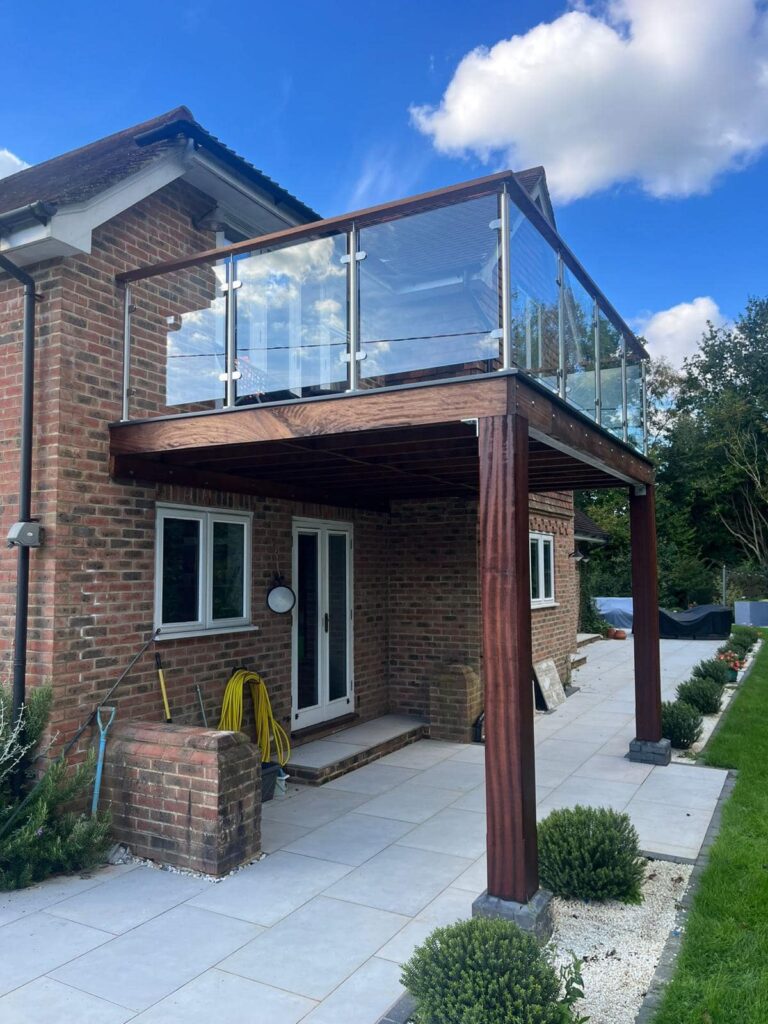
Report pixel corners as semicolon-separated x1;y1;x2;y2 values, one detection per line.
234;235;348;402
165;264;227;408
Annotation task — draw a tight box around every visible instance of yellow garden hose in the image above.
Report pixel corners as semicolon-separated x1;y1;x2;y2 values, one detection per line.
217;669;290;766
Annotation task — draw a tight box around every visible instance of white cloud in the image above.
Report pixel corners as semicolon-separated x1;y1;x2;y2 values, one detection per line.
411;0;768;202
0;148;28;180
635;297;727;367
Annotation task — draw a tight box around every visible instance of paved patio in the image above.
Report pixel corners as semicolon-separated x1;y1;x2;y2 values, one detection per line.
0;638;729;1023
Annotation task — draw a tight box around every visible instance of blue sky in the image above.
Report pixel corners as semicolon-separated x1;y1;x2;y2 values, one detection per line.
1;0;766;364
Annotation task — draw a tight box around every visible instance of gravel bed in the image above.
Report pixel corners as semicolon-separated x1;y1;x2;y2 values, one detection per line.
551;860;692;1024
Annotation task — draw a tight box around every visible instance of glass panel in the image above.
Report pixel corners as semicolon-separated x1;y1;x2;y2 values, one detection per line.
626;351;644;449
561;267;597;419
297;533;320;711
598;307;624;438
132;263;227;418
543;540;553;600
327;534;348;703
211;521;245;620
234;235;349;404
358;194;501;387
161;517;201;624
509;211;559;392
530;538;540;601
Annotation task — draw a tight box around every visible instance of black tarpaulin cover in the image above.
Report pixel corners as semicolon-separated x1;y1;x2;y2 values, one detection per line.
658;604;733;640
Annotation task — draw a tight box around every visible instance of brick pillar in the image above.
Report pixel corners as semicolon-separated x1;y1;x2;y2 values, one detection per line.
101;721;261;875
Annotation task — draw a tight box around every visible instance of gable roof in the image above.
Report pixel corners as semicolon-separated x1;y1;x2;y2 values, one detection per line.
574;509;610;544
0;106;319;223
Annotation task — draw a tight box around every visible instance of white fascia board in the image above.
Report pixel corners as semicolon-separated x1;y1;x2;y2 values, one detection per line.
0;146;190;265
183;152;305;234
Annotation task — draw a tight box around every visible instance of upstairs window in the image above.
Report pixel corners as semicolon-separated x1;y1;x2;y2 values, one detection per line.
155;504;252;635
530;532;555;607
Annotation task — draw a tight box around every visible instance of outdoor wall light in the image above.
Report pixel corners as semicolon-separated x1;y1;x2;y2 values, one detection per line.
266;573;296;614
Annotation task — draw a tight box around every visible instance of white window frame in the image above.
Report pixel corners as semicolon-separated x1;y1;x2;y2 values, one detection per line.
155;503;253;638
529;531;555;608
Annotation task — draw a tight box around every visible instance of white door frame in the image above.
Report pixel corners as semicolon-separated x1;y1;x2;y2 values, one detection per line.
291;517;354;729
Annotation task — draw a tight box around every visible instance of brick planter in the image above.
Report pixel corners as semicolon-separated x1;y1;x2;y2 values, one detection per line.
101;721;261;875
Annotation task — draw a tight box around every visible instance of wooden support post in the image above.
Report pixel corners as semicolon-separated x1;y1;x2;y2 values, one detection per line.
478;413;539;905
628;483;669;764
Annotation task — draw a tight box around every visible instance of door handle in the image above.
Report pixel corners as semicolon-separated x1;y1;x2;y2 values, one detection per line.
324;612;329;633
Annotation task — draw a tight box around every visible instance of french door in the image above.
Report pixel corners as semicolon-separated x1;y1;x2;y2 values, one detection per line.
292;518;354;729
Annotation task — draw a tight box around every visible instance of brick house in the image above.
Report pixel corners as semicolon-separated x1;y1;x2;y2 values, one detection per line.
0;109;665;920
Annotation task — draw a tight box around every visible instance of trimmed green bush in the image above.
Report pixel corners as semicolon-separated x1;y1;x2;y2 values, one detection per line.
677;678;723;715
402;916;585;1024
732;624;759;646
727;637;752;658
692;659;730;687
661;700;703;749
538;805;645;904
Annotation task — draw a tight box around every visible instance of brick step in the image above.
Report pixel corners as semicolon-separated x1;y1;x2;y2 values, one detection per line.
287;714;428;785
570;651;588;670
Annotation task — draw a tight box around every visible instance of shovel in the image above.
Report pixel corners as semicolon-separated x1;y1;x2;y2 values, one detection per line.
91;705;116;816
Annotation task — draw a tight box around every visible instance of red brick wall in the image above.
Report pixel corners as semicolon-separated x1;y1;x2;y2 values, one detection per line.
0;177;577;756
388;493;577;723
100;721;261;874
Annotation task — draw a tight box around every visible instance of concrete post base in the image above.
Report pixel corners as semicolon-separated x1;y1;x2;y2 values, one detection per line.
628;737;671;765
472;888;553;942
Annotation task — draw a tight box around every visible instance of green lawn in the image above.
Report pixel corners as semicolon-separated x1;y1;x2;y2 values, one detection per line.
653;632;768;1024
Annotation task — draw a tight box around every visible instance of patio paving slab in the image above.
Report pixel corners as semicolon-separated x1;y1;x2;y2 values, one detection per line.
46;864;208;934
324;843;472;916
50;905;261;1011
0;911;111;996
283;812;416;866
130;969;315;1024
187;851;351;926
355;778;463;823
324;763;418;795
0;864;137;928
300;955;404;1024
0;976;133;1024
218;895;407;1001
396;807;487;860
261;787;368;828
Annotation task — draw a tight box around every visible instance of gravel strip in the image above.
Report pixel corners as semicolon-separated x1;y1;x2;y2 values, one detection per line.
551;860;692;1024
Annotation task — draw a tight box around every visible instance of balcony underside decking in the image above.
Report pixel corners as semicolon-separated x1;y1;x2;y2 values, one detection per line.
110;372;653;507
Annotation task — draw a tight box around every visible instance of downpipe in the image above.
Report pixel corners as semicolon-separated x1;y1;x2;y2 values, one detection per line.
0;254;42;740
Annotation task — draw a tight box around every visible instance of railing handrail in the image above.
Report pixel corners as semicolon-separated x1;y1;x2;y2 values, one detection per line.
114;168;646;362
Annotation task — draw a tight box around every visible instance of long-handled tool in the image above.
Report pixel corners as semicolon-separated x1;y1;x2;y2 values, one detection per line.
155;652;172;723
0;628;159;841
91;705;116;816
195;684;208;727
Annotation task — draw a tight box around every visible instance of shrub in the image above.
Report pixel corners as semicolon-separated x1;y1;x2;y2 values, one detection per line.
0;685;110;891
538;805;645;904
402;916;585;1024
692;659;730;687
677;678;723;715
731;624;759;646
726;636;752;658
661;700;703;749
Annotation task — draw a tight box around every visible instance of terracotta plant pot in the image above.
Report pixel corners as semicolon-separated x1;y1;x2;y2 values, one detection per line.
613;629;627;640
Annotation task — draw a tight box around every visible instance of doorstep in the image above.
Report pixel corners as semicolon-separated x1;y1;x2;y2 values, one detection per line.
287;714;428;785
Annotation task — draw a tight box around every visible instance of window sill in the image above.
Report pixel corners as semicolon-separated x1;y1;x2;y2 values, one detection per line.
155;624;261;641
531;602;558;611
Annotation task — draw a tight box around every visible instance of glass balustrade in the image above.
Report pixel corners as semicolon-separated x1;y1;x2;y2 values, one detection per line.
358;194;502;388
509;213;559;393
121;180;648;453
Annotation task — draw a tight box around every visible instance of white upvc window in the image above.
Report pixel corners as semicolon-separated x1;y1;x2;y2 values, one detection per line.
154;503;252;637
529;532;555;608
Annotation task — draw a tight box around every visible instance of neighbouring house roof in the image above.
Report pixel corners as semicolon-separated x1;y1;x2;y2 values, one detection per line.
0;106;319;223
574;509;610;545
